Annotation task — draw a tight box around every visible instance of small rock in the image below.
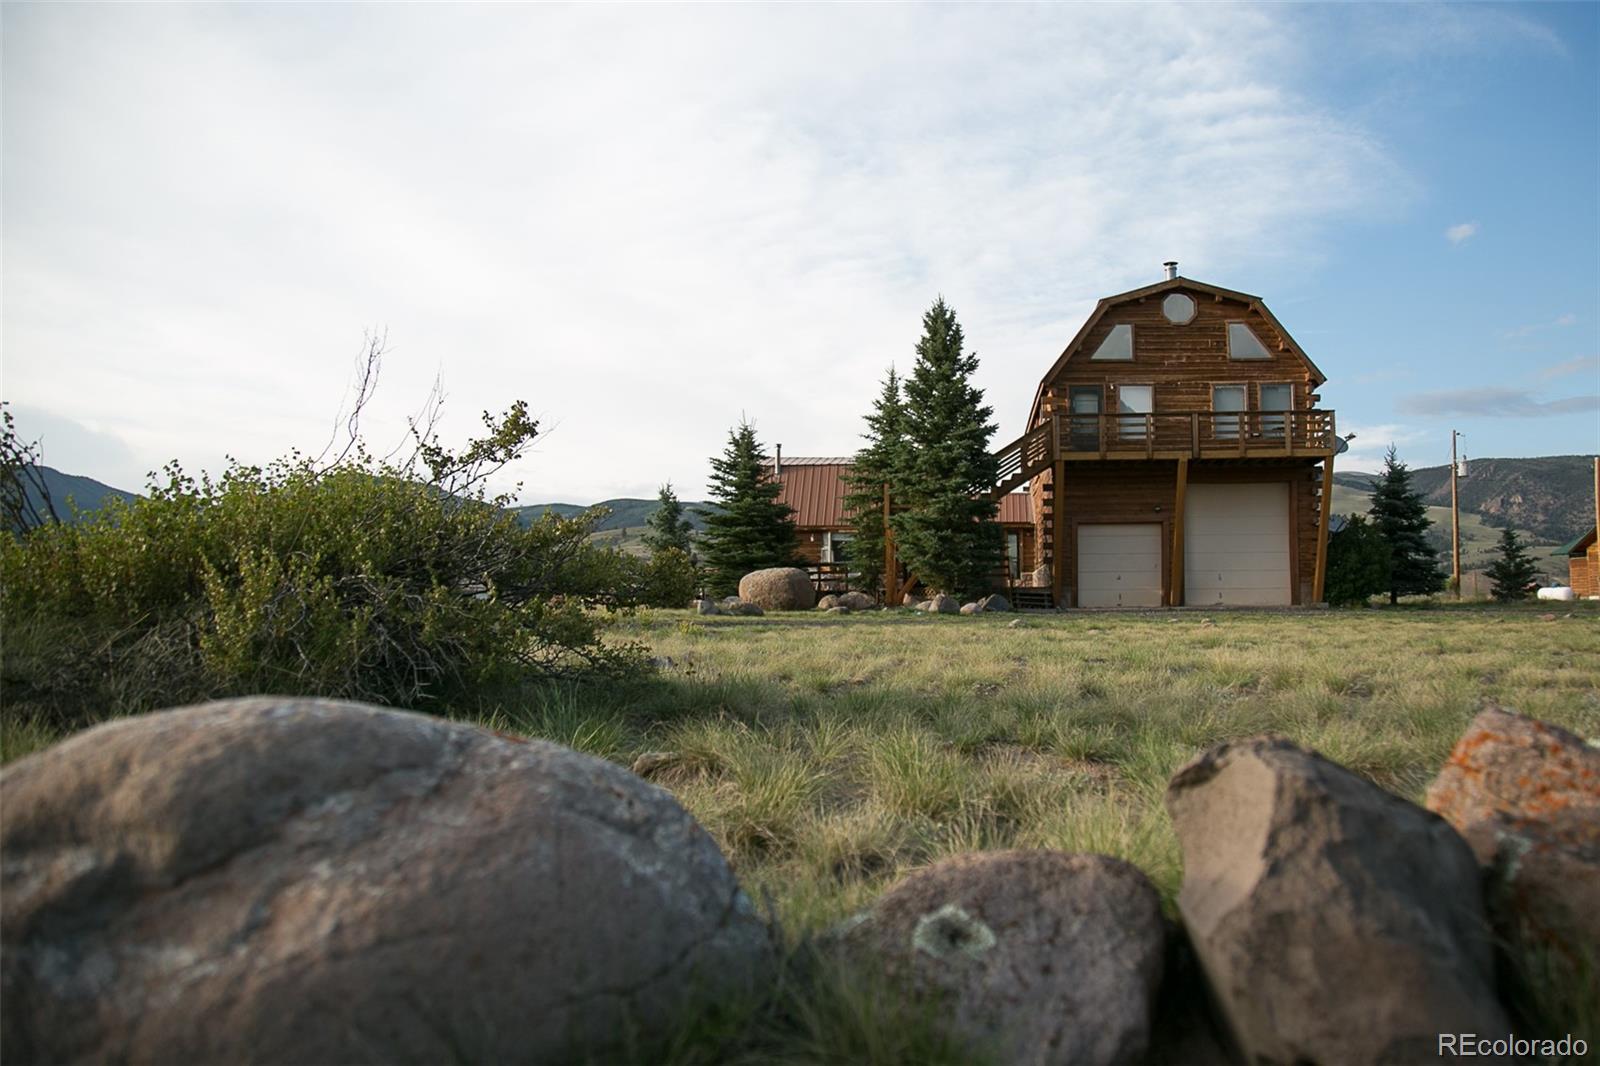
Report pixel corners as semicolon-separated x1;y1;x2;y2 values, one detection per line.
693;599;722;616
1539;613;1557;621
1425;706;1600;977
902;592;919;606
1006;618;1030;629
832;851;1164;1066
979;594;1013;613
1199;618;1215;627
839;591;876;611
959;602;982;615
1166;736;1507;1064
925;593;959;615
650;656;676;670
631;750;681;778
817;594;842;611
734;602;764;617
825;605;849;615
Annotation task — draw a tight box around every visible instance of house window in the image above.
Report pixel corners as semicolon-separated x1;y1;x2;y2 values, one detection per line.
1260;383;1293;438
1007;532;1021;580
1117;385;1153;441
1162;293;1196;324
822;531;852;564
1069;386;1102;450
1227;322;1271;360
1090;323;1133;361
1213;384;1246;439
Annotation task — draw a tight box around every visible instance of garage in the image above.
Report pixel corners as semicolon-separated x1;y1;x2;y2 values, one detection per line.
1077;523;1163;607
1184;483;1291;606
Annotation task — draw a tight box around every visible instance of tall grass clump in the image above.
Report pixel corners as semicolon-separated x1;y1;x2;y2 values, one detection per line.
1;395;648;732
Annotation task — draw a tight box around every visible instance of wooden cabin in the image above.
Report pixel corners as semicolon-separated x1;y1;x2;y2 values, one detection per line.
768;457;1037;583
1567;528;1598;599
1565;459;1600;599
991;267;1338;607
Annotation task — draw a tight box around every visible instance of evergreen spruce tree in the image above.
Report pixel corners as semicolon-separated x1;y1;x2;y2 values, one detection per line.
642;482;695;559
842;366;911;593
1367;445;1445;604
1323;514;1391;606
890;298;1002;597
1485;524;1540;602
697;420;799;595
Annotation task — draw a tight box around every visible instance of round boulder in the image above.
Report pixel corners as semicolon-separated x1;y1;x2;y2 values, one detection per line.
832;851;1165;1065
0;698;773;1064
839;591;876;611
737;567;816;611
817;594;842;610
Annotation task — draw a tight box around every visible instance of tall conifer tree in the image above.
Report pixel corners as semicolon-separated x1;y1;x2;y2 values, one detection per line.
1368;445;1445;604
890;298;1002;597
843;366;910;593
697;420;798;595
1485;525;1539;602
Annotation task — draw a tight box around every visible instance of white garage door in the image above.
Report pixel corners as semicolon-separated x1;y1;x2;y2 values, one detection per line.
1078;524;1163;607
1184;483;1291;606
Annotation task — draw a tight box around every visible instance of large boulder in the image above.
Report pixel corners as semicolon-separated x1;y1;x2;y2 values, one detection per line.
832;851;1164;1066
1425;706;1600;968
737;567;816;611
0;698;773;1064
839;591;876;611
1166;737;1509;1065
980;594;1012;613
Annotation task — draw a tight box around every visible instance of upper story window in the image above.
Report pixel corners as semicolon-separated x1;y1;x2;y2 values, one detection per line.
1090;323;1133;361
1227;322;1272;360
1162;293;1196;324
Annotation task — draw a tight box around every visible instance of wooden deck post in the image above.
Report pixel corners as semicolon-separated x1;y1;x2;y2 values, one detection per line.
1170;457;1188;606
883;482;898;605
1312;452;1335;603
1051;460;1066;607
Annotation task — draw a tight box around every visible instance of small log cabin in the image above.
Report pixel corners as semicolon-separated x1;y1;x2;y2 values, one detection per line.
1565;459;1600;599
995;264;1338;607
768;456;1037;581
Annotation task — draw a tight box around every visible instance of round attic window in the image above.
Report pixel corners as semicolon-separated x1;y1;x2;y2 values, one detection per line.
1162;293;1196;325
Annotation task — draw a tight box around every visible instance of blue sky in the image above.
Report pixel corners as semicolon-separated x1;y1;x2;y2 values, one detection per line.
3;3;1596;502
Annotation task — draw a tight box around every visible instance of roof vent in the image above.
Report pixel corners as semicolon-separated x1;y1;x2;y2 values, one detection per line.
1163;261;1179;281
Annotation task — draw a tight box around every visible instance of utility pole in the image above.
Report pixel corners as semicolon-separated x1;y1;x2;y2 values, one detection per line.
1450;430;1463;598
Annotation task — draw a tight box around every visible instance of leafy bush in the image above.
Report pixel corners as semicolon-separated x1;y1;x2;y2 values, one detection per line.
640;547;700;608
1;409;647;729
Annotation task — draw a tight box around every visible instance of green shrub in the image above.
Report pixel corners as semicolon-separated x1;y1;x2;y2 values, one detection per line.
1;424;648;728
1325;514;1391;607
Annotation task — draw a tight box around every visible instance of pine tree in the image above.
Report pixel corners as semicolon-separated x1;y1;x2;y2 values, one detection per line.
697;420;799;595
842;366;911;593
642;482;695;559
890;298;1002;597
1367;445;1445;604
1485;524;1540;603
1323;514;1391;606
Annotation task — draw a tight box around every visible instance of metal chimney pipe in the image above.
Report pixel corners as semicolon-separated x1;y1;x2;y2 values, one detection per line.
1163;261;1179;280
775;444;782;476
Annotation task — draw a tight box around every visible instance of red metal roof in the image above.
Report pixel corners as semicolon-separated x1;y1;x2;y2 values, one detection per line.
766;459;1032;528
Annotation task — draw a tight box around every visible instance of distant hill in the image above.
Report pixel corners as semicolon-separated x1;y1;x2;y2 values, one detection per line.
1333;455;1596;544
18;465;139;522
513;498;716;533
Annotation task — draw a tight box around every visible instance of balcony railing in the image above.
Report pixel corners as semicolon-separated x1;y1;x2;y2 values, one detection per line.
1056;409;1336;459
987;409;1336;496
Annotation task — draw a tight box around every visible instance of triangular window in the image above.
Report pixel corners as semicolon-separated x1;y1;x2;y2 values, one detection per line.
1227;322;1271;360
1090;324;1133;361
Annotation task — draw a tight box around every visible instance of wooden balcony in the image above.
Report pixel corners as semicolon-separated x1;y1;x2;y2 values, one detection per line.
991;410;1336;495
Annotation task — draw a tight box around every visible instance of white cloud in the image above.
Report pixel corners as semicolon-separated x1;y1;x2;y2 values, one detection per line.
1445;221;1480;246
1538;354;1598;381
1502;313;1580;339
1337;423;1428;473
4;5;1412;502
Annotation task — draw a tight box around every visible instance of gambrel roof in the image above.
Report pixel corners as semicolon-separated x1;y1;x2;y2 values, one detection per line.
1027;276;1327;425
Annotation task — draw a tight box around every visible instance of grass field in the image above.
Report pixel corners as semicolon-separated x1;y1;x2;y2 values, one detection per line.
5;604;1597;1061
